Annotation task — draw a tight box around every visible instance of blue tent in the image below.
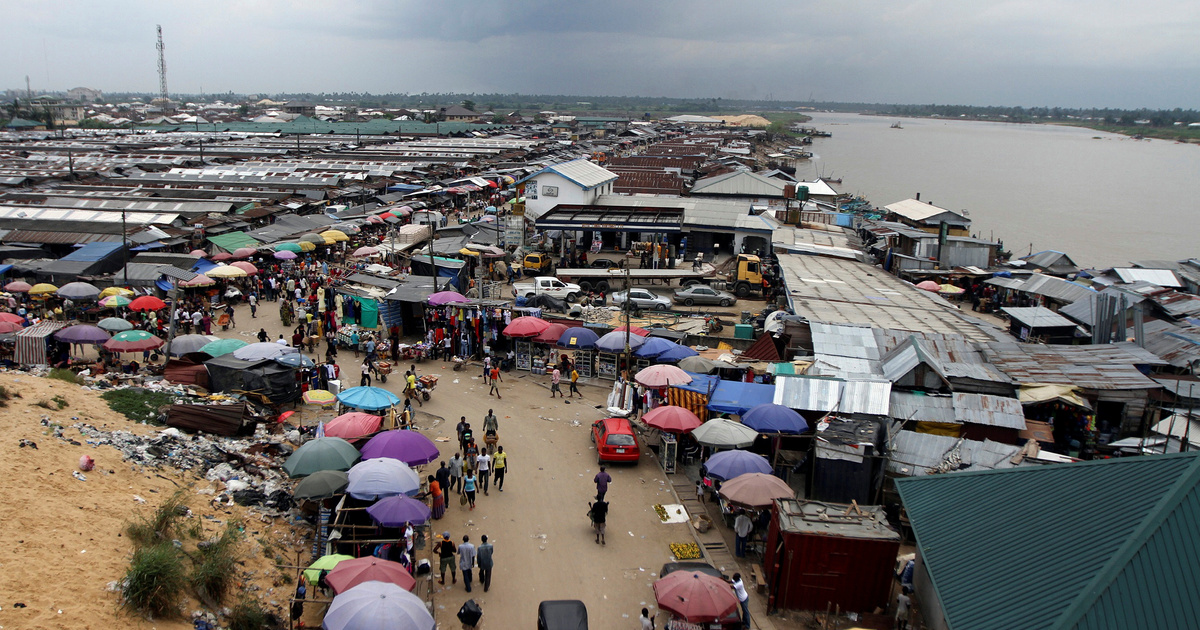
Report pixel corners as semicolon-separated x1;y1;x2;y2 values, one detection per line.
707;381;776;416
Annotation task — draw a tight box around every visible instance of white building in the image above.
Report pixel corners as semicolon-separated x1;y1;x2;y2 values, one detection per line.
516;159;618;220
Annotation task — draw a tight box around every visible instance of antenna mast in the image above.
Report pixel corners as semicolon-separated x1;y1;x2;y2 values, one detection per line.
156;25;168;102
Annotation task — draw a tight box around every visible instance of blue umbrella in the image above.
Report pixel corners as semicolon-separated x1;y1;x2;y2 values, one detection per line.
338;386;401;411
366;494;432;527
740;403;809;434
595;330;645;352
276;353;316;369
633;337;679;358
557;327;599;349
704;449;772;481
657;344;699;362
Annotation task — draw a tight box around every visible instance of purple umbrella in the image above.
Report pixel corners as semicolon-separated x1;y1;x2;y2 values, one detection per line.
54;324;112;344
360;430;440;466
703;449;772;481
365;494;432;527
740;403;809;434
427;290;468;306
274;250;298;260
557;326;599;349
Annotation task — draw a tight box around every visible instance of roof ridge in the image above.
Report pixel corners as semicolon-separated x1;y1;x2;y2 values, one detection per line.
899;449;1200;484
1051;454;1200;630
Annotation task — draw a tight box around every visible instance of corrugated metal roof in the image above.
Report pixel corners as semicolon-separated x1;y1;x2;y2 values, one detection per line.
59;241;122;262
1113;267;1181;287
896;452;1200;630
884;198;967;224
1001;306;1077;328
774;499;900;540
2;230;120;244
811;321;880;360
887;431;1021;477
517;158;617;190
951;393;1026;429
773;375;891;415
983;342;1166;390
691;170;787;196
880;336;950;387
840;379;892;415
889;392;956;423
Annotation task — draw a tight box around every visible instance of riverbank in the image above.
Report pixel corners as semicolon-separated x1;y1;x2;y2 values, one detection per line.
1048;121;1200;144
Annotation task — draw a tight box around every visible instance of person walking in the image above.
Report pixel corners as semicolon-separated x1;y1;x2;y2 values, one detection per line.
435;461;451;498
550;367;563;398
482;355;492;384
594;466;612;501
734;509;753;558
640;607;655;630
732;573;750;629
569;366;581;398
462;469;478;510
360;360;371;387
588;499;608;545
896;586;912;630
437;532;457;586
476;450;492;496
476;535;494;593
458;535;477;593
248;292;258;318
429;475;446;520
488;365;502;398
492;446;507;492
448;453;464;493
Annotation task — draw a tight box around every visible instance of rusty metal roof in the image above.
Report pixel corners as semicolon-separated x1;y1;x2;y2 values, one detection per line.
982;342;1165;391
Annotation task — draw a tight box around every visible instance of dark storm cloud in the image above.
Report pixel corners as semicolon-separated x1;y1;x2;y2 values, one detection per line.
1;0;1197;107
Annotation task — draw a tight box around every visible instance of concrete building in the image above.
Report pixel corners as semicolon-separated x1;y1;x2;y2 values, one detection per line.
516;159;618;221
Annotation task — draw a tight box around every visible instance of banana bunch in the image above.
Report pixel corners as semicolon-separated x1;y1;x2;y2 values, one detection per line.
654;504;670;522
670;542;702;560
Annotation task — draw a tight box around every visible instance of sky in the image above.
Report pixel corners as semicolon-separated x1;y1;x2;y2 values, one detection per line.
2;0;1198;109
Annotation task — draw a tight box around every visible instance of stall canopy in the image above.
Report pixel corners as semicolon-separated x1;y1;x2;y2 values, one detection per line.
707;380;776;416
204;355;299;403
207;232;262;253
16;321;67;366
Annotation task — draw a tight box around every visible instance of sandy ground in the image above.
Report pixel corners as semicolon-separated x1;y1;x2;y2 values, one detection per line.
0;370;308;630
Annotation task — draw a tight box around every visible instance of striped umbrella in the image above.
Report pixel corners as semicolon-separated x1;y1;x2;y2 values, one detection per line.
99;295;132;308
103;330;164;353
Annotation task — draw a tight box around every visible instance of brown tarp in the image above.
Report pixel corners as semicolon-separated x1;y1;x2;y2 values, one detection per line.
166;403;248;436
163;357;210;389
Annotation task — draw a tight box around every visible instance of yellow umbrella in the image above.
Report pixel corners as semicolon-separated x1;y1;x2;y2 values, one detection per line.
938;283;966;295
99;286;134;299
303;389;337;406
206;265;248;278
320;230;349;242
29;283;59;295
297;241;317;252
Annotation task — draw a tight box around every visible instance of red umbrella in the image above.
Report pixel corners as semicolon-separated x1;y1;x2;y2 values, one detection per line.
325;556;416;594
231;247;257;259
210;252;233;262
642;406;702;433
533;323;568;344
380;212;396;219
0;321;22;333
635;364;693;388
231;261;259;275
503;316;551;338
128;295;167;312
0;313;23;324
613;325;650;336
325;412;383;440
4;281;31;293
653;571;738;623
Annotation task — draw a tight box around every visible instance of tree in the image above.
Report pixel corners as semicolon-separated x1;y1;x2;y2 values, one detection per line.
461;99;476;113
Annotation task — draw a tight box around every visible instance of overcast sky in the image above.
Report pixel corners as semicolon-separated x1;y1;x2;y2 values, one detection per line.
3;0;1198;108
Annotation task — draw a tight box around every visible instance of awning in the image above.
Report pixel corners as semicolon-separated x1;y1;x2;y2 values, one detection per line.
535;205;684;233
207;232;262;252
1019;383;1092;409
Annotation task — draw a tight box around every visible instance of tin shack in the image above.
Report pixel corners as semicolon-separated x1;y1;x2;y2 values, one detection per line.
764;499;900;614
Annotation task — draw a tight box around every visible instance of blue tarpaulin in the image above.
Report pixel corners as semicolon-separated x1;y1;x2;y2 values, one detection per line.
60;242;122;261
192;258;219;274
673;372;719;396
0;264;11;276
386;183;424;192
707;381;776;416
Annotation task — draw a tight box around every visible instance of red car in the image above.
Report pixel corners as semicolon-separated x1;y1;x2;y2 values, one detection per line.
591;417;640;464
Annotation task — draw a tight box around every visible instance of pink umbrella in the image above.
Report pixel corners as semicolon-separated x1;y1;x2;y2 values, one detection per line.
274;250;298;260
613;325;650;336
231;247;257;259
231;261;258;275
428;291;468;306
503;316;551;338
0;313;23;324
718;472;795;508
326;556;416;594
4;281;31;293
189;249;208;257
642;406;703;434
635;364;693;388
352;246;380;257
915;280;940;292
366;215;385;224
211;252;233;262
324;412;383;440
533;323;568;344
653;571;739;623
181;274;215;287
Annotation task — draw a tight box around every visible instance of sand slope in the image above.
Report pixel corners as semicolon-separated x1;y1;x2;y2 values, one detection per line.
0;372;301;630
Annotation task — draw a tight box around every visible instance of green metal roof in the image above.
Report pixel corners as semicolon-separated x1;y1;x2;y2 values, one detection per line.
206;232;261;252
896;452;1200;630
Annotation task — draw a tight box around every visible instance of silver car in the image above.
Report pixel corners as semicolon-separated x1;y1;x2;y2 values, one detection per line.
672;284;737;307
612;288;671;310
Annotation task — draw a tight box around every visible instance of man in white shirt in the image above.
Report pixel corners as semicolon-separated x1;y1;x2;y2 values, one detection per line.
276;334;288;346
731;573;750;629
191;310;203;331
734;510;753;557
475;452;492;496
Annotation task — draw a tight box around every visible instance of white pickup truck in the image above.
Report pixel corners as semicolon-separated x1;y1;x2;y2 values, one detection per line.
513;276;582;302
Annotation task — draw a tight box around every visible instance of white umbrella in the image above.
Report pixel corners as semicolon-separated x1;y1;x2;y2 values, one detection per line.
691;418;760;449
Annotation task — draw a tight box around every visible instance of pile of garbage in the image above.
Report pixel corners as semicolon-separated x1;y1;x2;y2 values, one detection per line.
52;418;301;515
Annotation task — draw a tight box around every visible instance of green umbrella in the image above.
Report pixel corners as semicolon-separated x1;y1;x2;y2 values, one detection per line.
200;338;248;357
274;242;303;253
283;437;361;478
304;554;354;584
97;317;134;332
293;469;350;501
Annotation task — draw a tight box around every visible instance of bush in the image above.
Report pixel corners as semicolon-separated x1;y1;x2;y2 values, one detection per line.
122;543;186;618
125;489;189;546
226;598;273;630
47;368;81;384
101;388;175;424
192;522;243;604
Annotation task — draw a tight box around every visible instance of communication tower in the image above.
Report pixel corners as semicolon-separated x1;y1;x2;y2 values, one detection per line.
156;25;168;102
